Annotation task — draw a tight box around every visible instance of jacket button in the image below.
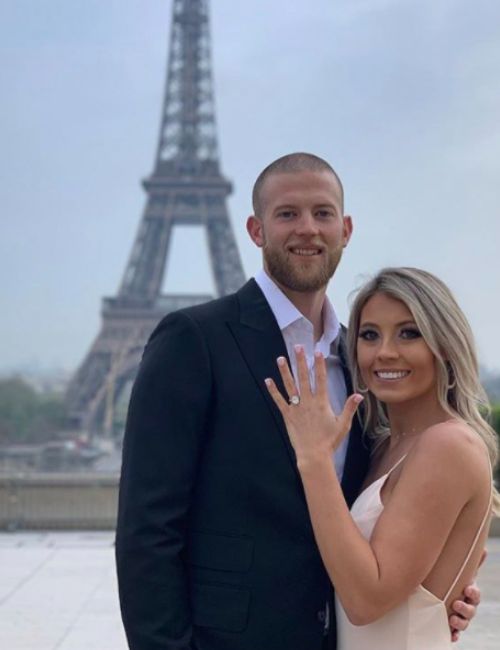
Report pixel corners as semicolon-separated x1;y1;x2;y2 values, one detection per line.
317;610;326;623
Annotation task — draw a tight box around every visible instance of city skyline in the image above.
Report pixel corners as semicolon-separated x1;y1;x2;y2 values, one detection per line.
1;0;500;373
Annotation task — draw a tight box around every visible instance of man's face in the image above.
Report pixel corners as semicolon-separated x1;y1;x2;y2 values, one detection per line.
247;170;352;293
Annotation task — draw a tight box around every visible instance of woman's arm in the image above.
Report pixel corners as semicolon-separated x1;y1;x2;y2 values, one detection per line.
265;347;485;625
297;430;478;624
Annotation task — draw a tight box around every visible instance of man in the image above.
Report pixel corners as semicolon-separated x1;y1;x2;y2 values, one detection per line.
116;153;478;650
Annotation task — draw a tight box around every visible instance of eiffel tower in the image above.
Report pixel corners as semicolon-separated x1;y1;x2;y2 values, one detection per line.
66;0;246;435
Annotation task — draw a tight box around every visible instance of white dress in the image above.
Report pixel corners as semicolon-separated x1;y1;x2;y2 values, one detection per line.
335;455;491;650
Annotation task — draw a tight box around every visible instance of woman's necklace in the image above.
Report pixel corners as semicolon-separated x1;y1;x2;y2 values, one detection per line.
391;429;422;442
390;428;421;446
391;416;458;446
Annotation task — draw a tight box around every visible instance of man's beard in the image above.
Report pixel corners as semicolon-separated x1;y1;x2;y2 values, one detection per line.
263;244;343;292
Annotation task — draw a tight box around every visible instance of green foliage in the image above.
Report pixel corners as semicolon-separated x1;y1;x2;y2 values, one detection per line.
0;377;67;444
491;404;500;436
490;405;500;481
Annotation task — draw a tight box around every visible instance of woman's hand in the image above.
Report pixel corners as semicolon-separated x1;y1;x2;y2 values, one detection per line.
265;345;363;467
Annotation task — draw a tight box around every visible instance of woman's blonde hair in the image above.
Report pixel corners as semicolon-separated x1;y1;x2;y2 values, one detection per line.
347;267;499;513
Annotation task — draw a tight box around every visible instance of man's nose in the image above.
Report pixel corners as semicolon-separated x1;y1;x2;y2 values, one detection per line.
295;212;319;235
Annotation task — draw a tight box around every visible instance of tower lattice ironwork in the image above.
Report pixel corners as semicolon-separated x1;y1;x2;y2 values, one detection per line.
66;0;246;435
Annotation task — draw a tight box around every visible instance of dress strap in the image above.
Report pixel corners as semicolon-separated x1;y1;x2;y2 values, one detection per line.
443;464;493;602
385;453;408;478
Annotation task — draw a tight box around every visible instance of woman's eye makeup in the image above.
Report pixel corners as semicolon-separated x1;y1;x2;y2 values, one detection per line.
358;326;422;341
399;327;422;340
358;329;378;341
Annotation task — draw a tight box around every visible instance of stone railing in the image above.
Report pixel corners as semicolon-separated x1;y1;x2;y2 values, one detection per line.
0;473;119;530
1;473;499;535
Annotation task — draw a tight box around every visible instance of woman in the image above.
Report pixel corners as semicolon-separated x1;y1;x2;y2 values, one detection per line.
265;267;499;650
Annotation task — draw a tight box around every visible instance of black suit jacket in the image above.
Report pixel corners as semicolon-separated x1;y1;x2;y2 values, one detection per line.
116;279;370;650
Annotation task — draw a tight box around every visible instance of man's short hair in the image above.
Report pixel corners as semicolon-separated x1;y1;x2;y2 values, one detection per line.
252;152;344;217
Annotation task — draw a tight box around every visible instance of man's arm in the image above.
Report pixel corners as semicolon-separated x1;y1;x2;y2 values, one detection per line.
115;311;211;650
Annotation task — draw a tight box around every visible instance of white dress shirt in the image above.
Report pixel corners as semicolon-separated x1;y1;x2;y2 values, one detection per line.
254;269;350;479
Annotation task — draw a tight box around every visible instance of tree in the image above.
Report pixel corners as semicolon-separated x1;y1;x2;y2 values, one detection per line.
488;404;500;481
0;377;67;444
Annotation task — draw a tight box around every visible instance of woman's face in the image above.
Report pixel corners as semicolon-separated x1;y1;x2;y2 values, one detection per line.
356;292;438;406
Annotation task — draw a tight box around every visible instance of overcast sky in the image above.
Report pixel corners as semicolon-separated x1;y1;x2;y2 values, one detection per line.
1;0;499;375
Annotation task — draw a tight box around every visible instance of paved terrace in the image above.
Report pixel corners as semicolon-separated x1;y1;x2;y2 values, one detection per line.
0;533;498;650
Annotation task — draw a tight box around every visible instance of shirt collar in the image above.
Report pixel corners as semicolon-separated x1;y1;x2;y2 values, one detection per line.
321;294;341;350
254;269;340;348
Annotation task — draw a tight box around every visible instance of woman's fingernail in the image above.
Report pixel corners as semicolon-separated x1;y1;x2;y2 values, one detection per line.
265;378;272;386
353;394;364;404
314;351;323;359
277;356;286;366
294;344;303;353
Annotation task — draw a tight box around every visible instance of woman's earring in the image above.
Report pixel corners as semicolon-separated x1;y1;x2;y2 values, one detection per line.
357;382;369;394
446;362;456;390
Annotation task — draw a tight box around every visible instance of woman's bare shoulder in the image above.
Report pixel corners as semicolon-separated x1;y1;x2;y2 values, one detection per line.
417;419;485;450
412;419;489;483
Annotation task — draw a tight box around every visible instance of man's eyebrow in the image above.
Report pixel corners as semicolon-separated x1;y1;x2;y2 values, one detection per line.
271;202;338;211
271;204;297;214
314;203;338;212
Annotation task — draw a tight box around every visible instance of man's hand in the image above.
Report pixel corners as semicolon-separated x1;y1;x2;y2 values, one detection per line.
450;583;481;642
449;547;486;642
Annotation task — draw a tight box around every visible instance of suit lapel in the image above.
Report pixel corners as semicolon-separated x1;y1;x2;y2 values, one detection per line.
337;328;371;506
228;282;372;498
227;280;300;474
